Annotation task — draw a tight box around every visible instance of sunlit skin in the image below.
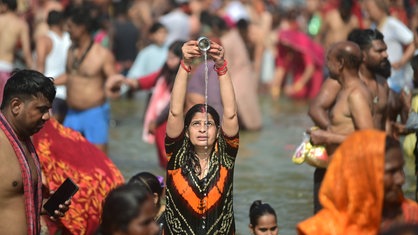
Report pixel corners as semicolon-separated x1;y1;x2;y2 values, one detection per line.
118;196;159;235
250;214;279;235
187;112;218;152
15;95;52;138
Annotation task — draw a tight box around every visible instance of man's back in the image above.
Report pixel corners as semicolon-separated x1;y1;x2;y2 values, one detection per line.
0;12;28;63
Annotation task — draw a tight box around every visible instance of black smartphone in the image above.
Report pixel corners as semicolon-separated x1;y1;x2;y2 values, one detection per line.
43;178;79;216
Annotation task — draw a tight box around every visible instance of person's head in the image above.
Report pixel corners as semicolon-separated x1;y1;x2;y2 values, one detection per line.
383;135;405;207
128;172;164;210
67;6;97;41
249;200;278;235
326;41;362;81
338;0;354;23
160;40;185;89
166;40;184;71
148;22;167;46
348;29;390;78
0;0;17;11
47;10;66;27
1;70;55;137
184;104;220;149
363;0;390;22
99;184;159;235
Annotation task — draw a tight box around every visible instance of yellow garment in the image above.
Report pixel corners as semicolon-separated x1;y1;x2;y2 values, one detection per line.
297;130;385;235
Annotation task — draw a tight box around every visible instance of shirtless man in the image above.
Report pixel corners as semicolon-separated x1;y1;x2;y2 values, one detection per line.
57;6;116;153
309;41;375;213
0;70;68;235
309;29;391;132
320;0;359;50
0;0;33;101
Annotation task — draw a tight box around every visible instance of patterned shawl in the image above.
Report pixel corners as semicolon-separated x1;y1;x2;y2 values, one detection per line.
33;118;125;234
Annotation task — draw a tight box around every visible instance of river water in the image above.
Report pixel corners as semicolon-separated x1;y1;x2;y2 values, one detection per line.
108;93;416;235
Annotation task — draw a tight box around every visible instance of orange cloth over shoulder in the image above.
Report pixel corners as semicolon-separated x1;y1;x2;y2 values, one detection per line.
297;130;386;235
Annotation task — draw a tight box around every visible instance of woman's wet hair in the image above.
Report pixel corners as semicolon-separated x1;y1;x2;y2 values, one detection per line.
184;104;220;128
128;172;163;207
249;200;277;227
98;184;151;235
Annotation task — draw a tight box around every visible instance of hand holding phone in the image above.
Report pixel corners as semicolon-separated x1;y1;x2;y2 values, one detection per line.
43;178;79;217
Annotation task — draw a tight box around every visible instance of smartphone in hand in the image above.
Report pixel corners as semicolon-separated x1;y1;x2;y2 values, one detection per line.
43;178;79;216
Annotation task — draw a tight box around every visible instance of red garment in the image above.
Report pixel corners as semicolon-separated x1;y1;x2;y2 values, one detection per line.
155;122;168;168
33;119;125;235
276;29;324;99
0;114;43;235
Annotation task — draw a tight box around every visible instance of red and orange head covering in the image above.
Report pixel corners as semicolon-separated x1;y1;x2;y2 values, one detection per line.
298;130;386;235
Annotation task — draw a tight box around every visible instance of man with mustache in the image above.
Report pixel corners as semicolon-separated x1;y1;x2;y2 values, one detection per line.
308;29;391;213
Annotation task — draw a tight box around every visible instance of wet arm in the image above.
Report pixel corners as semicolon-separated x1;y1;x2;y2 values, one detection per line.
35;36;51;74
103;51;117;77
167;41;198;138
219;66;239;136
308;78;340;129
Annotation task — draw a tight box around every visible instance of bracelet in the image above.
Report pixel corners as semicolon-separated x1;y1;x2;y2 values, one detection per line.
214;60;228;76
213;60;228;72
216;67;228;76
180;60;191;73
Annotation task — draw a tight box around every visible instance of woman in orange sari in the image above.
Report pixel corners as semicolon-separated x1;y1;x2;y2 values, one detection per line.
297;130;418;234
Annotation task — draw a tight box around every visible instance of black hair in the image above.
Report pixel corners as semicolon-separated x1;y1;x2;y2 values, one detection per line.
1;0;17;11
159;40;184;90
69;5;100;34
182;104;221;176
47;10;65;26
1;69;56;109
338;0;354;23
184;104;220;128
347;29;384;51
149;22;166;34
128;172;163;208
249;200;277;227
98;184;152;235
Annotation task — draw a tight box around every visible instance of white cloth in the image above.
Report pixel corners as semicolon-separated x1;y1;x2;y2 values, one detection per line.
159;9;190;47
44;31;72;99
127;44;167;79
0;61;12;72
380;16;414;93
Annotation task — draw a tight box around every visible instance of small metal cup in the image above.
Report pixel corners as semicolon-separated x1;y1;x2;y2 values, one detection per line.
197;37;210;52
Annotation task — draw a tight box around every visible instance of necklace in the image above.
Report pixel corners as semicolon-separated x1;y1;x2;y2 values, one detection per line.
71;40;94;73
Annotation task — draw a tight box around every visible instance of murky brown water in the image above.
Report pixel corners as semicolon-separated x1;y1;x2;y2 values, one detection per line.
108;93;416;235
